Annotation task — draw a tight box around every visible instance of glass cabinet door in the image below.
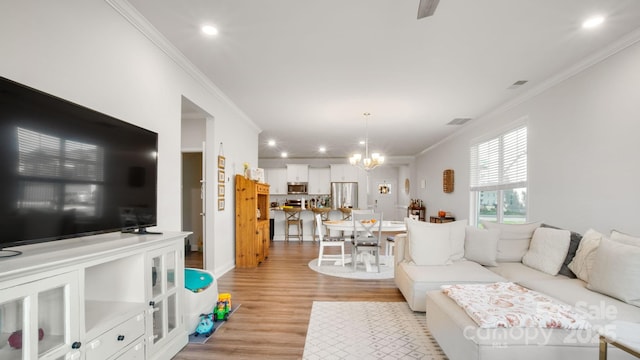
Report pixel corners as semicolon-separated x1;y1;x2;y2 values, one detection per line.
0;272;79;360
147;246;182;355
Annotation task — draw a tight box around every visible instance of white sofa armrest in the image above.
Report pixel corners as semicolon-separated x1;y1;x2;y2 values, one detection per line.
394;233;408;266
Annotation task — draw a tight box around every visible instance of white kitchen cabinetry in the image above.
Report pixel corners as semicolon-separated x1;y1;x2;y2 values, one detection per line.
330;164;358;182
265;168;287;194
0;231;189;360
286;164;309;182
308;168;330;194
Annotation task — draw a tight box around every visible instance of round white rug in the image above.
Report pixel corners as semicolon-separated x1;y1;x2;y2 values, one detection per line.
307;257;394;280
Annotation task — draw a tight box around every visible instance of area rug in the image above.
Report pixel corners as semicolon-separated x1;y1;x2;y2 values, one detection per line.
187;304;241;344
303;301;447;359
307;257;394;280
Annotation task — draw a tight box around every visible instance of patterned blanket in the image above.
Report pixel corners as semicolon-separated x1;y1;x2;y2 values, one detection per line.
442;282;591;329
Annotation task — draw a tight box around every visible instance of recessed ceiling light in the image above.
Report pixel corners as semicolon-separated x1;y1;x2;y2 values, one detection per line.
319;146;326;153
267;139;276;147
582;16;604;29
359;140;366;145
201;25;219;36
281;152;288;158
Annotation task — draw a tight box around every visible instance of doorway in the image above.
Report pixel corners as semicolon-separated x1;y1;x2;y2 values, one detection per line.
371;179;398;220
182;152;204;268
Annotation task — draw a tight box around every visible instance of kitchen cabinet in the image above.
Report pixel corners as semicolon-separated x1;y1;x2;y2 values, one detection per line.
235;175;270;267
286;164;309;182
330;164;358;182
265;168;286;194
308;168;330;194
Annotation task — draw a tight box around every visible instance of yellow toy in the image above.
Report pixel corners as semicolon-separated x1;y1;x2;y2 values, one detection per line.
218;293;232;308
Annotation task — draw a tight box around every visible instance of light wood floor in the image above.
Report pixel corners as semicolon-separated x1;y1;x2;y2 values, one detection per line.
175;241;405;360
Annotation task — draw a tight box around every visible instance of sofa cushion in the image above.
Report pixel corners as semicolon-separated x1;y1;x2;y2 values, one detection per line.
488;262;568;283
405;218;467;265
522;227;570;275
407;219;452;265
519;278;640;325
587;238;640;307
610;229;640;246
568;229;604;282
481;221;542;262
464;226;500;266
541;223;582;278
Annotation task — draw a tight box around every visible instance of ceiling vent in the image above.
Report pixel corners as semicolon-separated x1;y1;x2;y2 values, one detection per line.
447;118;472;125
508;80;528;89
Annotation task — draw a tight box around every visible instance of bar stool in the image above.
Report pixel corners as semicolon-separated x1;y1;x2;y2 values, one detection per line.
311;208;331;241
284;208;303;242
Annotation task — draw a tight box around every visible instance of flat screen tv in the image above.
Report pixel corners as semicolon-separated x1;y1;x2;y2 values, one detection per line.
0;76;158;254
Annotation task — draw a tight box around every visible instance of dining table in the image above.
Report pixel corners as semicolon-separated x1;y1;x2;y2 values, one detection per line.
322;219;406;271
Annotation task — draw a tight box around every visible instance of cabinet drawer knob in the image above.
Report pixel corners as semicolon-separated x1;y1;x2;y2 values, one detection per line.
117;335;125;341
71;341;82;349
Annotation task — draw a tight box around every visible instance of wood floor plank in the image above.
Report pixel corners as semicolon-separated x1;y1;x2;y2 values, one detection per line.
175;241;405;359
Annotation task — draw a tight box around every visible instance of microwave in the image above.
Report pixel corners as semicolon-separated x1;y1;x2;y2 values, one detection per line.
287;182;308;194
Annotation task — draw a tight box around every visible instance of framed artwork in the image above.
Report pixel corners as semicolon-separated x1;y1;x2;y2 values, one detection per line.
218;169;225;183
218;198;225;211
218;155;225;169
378;183;391;195
218;184;225;196
443;169;454;193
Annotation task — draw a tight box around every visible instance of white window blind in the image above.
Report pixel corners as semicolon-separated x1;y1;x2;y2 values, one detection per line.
470;126;527;191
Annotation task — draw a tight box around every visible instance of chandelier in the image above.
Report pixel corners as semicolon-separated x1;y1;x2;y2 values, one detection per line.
349;112;385;171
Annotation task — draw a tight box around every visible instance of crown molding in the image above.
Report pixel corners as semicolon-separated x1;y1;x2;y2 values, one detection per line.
105;0;261;133
417;26;640;156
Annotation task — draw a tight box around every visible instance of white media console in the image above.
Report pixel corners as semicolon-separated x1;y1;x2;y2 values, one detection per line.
0;231;190;360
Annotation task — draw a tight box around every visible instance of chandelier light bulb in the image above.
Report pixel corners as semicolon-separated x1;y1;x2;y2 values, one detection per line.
348;113;385;171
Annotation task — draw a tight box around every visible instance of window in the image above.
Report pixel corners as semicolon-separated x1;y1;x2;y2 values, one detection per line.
470;125;527;225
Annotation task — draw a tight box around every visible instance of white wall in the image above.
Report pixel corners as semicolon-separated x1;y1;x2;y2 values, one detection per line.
414;37;640;235
0;0;259;276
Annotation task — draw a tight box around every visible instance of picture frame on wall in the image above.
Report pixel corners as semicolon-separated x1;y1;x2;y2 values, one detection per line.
218;169;225;183
218;155;225;169
218;198;225;211
218;184;225;197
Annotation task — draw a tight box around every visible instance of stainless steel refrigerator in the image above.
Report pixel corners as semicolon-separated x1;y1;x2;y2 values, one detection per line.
331;182;358;209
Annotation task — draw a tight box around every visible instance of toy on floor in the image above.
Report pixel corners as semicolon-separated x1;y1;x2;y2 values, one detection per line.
194;313;214;337
213;300;230;322
218;293;232;307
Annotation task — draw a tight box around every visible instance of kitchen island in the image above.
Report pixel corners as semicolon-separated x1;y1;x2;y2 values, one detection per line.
271;207;350;241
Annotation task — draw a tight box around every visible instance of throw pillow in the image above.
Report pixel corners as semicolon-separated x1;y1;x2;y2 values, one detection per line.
406;219;452;265
522;227;571;276
610;230;640;247
587;238;640;307
481;221;542;262
447;220;467;262
567;229;604;282
541;224;582;278
464;226;500;266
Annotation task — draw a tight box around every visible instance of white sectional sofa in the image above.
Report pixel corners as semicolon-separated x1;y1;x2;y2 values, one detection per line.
394;219;640;360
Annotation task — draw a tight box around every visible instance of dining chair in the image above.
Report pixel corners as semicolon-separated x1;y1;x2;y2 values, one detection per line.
351;212;383;272
315;214;346;266
311;207;331;241
344;209;373;238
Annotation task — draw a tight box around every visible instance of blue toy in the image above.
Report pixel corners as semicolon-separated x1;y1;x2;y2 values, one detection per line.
194;313;214;337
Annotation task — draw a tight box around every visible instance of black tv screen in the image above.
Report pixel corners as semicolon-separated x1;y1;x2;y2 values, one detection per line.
0;77;158;249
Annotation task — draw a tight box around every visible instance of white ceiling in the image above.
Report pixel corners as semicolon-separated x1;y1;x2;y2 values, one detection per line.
127;0;640;160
